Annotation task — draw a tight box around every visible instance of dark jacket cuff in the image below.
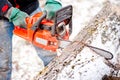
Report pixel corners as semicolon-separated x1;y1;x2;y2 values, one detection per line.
0;0;12;16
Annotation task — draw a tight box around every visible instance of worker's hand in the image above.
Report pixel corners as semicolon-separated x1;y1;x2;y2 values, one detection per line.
5;7;28;28
0;0;28;28
44;0;62;20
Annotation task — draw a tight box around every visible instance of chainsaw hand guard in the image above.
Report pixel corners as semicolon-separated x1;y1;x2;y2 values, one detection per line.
52;5;73;40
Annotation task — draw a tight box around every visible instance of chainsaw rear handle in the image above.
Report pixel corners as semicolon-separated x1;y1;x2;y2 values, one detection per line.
31;11;47;31
52;5;73;35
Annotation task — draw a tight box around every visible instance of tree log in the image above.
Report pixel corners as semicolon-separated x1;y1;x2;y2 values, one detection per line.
35;2;120;80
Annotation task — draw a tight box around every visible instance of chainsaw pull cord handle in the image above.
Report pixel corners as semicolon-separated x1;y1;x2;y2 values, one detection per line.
31;11;47;43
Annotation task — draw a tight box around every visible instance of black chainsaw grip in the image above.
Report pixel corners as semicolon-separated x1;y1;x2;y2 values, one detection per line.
31;11;47;30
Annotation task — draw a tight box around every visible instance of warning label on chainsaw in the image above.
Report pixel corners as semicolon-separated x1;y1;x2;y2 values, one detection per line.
36;37;47;45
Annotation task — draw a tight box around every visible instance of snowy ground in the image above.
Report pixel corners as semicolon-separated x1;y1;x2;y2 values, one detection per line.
57;10;120;80
12;0;120;80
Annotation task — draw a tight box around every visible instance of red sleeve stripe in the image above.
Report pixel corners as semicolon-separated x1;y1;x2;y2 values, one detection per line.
2;4;9;12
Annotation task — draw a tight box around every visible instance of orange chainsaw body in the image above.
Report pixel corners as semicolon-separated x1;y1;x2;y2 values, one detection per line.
13;5;72;52
14;12;59;52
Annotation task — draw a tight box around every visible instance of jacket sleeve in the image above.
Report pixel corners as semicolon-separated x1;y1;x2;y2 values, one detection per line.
0;0;12;16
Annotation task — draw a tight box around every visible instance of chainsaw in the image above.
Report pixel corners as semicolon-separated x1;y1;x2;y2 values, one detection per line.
13;5;114;60
13;5;73;52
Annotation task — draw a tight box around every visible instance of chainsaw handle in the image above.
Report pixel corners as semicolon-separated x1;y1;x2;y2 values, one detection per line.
69;18;72;35
52;5;73;35
31;11;47;30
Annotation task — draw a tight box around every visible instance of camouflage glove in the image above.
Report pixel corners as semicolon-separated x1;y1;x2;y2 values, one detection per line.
44;0;62;20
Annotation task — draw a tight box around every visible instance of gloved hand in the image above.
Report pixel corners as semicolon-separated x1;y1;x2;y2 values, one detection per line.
5;7;28;28
44;0;62;20
0;0;28;28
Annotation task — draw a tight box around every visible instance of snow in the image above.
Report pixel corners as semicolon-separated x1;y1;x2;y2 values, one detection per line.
61;0;106;40
12;35;44;80
11;0;120;80
56;1;120;79
57;44;111;80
